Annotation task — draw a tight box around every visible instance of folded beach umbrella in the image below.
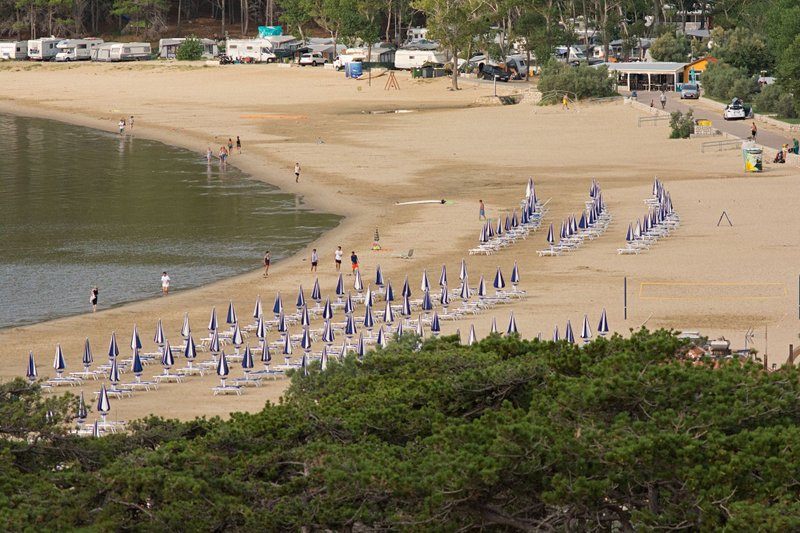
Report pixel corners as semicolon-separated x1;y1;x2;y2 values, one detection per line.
260;338;271;367
402;275;411;298
422;289;434;312
386;280;395;302
395;321;404;337
364;285;373;308
301;326;313;352
273;291;283;316
439;265;447;287
634;219;642;239
256;315;266;339
416;315;424;337
216;350;230;383
560;220;568;240
376;325;388;348
311;279;322;305
282;330;293;355
82;338;93;371
625;223;634;242
440;284;451;307
226;301;237;326
375;265;385;288
496;216;504;236
132;348;144;378
356;333;367;358
581;314;592;343
53;344;66;376
345;312;358;337
344;291;354;315
336;274;345;300
322;319;335;344
208;307;218;332
277;311;288;335
322;297;334;321
184;334;197;361
507;312;518;335
354;269;363;292
296;286;306;309
253;296;263;319
301;305;311;327
546;223;555;246
77;390;87;423
383;299;395;324
181;313;191;338
241;345;254;373
153;319;165;346
92;419;101;438
421;270;430;292
302;353;309;377
486;220;495;239
565;320;575;344
490;317;498;335
26;351;37;382
479;224;488;243
521;208;530;225
231;323;244;347
578;212;588;230
401;294;412;318
339;338;349;359
493;267;506;291
553;325;560;342
505;215;512;232
320;346;329;370
511;210;519;228
598;308;609;336
130;324;142;351
460;277;472;301
431;312;441;336
108;331;119;359
363;304;375;331
97;383;111;417
161;340;174;370
108;358;120;386
460;258;468;281
209;329;221;354
467;324;477;346
511;261;520;287
478;275;487;298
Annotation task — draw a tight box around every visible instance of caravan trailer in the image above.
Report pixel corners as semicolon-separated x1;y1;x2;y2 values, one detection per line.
55;38;104;61
0;41;27;60
225;39;277;63
27;37;61;60
394;41;449;69
159;38;218;59
91;42;152;62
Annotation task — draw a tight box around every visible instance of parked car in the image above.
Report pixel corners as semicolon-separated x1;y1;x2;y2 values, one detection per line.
723;97;752;120
680;83;699;99
299;52;326;66
480;64;510;82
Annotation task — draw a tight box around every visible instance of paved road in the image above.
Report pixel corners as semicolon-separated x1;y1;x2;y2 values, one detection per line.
635;90;794;151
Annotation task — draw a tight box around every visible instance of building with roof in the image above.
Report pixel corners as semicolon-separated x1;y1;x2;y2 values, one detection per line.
601;61;687;92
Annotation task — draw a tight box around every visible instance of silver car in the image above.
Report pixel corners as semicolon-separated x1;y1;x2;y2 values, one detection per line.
680;84;699;99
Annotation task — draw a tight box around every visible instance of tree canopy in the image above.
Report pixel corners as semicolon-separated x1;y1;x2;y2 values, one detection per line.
3;330;800;530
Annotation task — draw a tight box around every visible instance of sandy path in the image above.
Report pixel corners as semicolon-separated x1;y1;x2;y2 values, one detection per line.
1;61;798;422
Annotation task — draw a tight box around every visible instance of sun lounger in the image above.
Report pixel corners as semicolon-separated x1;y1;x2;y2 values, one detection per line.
396;249;414;259
212;384;242;396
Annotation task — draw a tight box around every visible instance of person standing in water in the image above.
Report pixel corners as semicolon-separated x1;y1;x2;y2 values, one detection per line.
236;136;242;154
207;147;213;164
90;286;98;313
263;250;271;277
294;162;301;183
129;115;134;130
161;271;171;295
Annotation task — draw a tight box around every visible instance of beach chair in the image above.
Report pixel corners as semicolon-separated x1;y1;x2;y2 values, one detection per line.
396;249;414;259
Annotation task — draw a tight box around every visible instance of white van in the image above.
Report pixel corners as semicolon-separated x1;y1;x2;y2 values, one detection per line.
55;38;104;61
225;39;276;63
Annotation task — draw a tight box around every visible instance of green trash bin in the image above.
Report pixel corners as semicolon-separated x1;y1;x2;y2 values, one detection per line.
411;68;420;78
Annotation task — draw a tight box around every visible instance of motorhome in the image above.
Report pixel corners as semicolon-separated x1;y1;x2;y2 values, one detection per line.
225;39;277;62
394;41;449;69
159;38;218;59
55;38;104;61
554;46;587;65
91;42;152;62
27;37;61;60
0;41;27;60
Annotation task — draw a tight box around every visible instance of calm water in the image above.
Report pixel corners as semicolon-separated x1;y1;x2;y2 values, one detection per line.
0;114;341;328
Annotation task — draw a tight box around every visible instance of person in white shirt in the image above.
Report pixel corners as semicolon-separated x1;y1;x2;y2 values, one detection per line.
334;246;343;271
311;249;318;272
294;162;301;183
161;271;170;295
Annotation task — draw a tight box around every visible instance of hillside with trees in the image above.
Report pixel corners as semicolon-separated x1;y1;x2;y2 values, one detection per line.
3;330;800;530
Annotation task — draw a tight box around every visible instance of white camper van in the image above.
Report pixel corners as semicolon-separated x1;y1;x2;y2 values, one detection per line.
0;41;27;60
394;42;449;69
27;37;61;60
55;38;104;61
91;42;152;62
225;39;277;63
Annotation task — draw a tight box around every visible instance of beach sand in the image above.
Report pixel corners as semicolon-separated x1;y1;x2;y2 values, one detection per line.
1;61;798;422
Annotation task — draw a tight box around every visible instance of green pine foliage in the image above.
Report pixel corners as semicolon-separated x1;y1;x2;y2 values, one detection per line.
669;110;695;138
538;61;617;102
175;35;203;60
4;330;800;530
649;32;691;62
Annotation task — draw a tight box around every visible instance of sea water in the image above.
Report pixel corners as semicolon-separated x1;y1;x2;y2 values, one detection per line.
0;113;340;328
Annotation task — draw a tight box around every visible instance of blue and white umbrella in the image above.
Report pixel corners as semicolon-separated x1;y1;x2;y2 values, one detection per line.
553;325;560;342
496;216;504;237
490;318;498;335
493;267;506;291
253;295;263;319
132;348;144;377
92;419;101;438
322;297;334;321
82;338;94;370
395;321;404;337
231;323;244;347
431;312;441;336
546;223;555;246
296;286;306;309
256;315;266;339
467;325;477;346
260;338;271;367
108;331;119;359
439;265;448;287
301;304;311;327
356;333;367;358
421;270;430;292
336;274;345;300
161;340;175;370
375;265;385;288
354;269;363;292
511;210;519;227
421;289;434;312
401;294;412;317
363;304;375;331
459;276;472;301
507;312;518;335
376;325;388;348
108;357;121;386
241;345;254;373
153;319;165;346
208;307;218;332
415;315;424;337
459;258;467;281
226;301;237;326
320;346;329;370
598;308;609;336
625;223;634;242
184;334;197;362
565;320;575;344
345;313;358;337
26;351;37;382
383;299;395;324
511;261;520;287
526;177;534;198
282;331;293;355
364;285;373;308
53;344;66;376
130;324;142;351
181;313;191;338
209;329;221;354
97;383;111;416
386;280;395;302
311;279;322;305
301;353;309;376
277;311;288;335
77;390;87;422
440;284;451;307
301;326;313;352
344;291;354;315
216;350;229;383
402;275;411;298
580;314;592;343
273;291;283;316
477;275;487;298
322;319;335;344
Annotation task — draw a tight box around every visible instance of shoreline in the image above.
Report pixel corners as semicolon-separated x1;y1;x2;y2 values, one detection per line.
2;62;798;422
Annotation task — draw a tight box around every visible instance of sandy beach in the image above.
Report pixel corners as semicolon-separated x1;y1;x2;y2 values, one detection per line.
1;61;798;422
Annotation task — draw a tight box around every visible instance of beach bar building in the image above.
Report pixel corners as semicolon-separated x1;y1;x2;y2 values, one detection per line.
602;61;686;92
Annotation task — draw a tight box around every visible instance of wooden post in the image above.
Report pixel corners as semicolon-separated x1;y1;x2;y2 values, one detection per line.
789;344;795;366
624;277;627;320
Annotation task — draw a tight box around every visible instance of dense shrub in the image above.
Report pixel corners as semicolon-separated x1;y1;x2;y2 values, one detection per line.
176;36;204;61
753;83;799;118
702;62;757;102
669;110;694;138
537;61;616;102
708;26;773;77
650;32;691;62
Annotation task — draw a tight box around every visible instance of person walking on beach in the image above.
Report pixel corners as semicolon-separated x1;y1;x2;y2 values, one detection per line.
219;146;228;167
236;136;241;154
562;93;569;110
751;122;757;141
350;251;359;276
659;91;667;110
129;115;134;130
118;118;125;134
90;286;98;313
310;249;318;272
263;250;271;277
334;246;343;271
294;162;301;183
227;138;234;155
161;271;170;295
207;147;213;164
479;199;486;220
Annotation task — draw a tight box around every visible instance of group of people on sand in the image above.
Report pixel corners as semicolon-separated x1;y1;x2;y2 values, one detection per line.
117;115;134;134
262;246;358;278
207;136;242;166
